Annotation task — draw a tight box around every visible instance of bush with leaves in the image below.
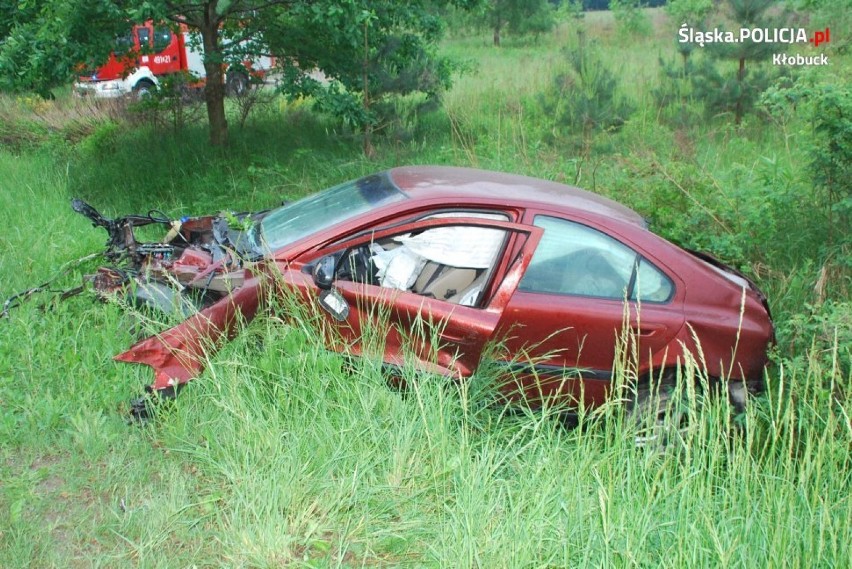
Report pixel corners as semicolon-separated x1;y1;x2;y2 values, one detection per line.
807;84;852;254
762;78;852;262
229;69;278;129
665;0;714;69
273;1;457;157
794;0;852;54
473;0;557;46
776;300;851;383
665;0;714;25
652;56;702;127
652;0;715;123
130;72;205;132
690;56;776;123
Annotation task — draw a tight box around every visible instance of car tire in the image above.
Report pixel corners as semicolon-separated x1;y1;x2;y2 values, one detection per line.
227;72;249;97
628;370;690;449
727;378;763;415
629;372;759;449
133;80;156;100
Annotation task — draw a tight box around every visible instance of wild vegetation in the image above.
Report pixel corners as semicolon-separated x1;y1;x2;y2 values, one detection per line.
0;5;850;567
0;0;462;147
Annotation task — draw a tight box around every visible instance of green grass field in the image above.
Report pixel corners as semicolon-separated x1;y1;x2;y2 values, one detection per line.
1;8;850;567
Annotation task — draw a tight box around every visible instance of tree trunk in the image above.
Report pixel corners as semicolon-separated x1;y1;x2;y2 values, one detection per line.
362;20;375;158
492;5;503;47
363;123;375;159
735;56;745;126
201;13;228;146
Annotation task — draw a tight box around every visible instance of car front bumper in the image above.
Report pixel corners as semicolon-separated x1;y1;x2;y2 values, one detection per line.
73;79;130;98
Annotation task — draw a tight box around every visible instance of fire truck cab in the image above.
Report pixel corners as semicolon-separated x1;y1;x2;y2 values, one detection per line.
75;22;271;98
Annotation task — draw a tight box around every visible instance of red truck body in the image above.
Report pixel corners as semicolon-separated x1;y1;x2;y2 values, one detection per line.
75;22;272;97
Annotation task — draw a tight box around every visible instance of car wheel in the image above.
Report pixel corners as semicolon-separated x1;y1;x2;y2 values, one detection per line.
133;80;156;100
630;371;762;450
727;378;763;415
628;370;690;449
227;72;249;97
129;384;182;423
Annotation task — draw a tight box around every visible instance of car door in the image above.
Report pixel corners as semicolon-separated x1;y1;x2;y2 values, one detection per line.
493;214;686;407
304;217;543;378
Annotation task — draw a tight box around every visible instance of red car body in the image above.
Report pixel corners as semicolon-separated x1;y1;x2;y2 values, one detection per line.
85;167;772;408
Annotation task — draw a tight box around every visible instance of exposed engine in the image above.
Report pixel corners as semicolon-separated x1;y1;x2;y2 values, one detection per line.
71;198;257;315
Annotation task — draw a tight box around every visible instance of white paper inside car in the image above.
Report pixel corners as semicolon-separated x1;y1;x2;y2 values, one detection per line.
372;245;426;290
394;226;504;269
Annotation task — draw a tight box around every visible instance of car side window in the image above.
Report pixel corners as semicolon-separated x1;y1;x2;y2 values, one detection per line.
135;27;151;49
153;27;173;52
631;258;674;302
519;215;673;302
336;224;508;307
115;33;134;54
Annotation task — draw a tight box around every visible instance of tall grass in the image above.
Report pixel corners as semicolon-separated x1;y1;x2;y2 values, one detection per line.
4;285;847;565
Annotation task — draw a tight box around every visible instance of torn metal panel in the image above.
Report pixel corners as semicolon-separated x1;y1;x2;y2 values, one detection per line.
62;199;270;391
114;276;264;389
71;199;263;314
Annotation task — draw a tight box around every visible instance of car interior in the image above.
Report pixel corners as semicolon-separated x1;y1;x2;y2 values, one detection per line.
336;224;508;308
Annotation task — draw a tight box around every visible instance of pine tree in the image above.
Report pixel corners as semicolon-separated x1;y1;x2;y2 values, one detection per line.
692;0;778;125
540;45;634;149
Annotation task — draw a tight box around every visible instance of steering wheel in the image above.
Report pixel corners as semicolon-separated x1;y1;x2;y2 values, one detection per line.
337;246;377;285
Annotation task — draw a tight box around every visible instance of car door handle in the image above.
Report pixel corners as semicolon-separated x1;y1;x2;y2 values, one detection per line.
440;331;476;344
631;324;665;337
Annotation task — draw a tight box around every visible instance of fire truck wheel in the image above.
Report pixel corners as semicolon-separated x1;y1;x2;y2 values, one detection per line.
227;72;249;97
133;80;156;100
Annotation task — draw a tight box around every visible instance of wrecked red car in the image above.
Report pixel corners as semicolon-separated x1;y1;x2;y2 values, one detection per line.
73;166;774;416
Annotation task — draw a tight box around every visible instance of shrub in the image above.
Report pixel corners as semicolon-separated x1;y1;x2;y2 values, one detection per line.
130;72;206;132
761;77;852;275
539;45;634;149
610;0;652;37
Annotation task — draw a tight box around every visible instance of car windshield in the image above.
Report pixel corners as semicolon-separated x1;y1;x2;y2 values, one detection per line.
254;172;407;252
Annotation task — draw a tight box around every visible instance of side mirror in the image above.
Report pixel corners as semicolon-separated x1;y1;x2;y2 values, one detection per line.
319;289;350;321
312;255;337;290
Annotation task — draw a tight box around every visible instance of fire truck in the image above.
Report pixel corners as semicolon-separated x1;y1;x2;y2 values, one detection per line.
74;22;274;98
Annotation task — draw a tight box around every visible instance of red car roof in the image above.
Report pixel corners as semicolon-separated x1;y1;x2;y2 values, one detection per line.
388;166;647;228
